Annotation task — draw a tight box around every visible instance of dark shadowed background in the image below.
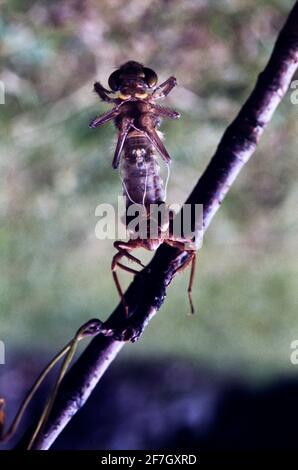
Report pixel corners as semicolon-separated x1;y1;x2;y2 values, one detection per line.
0;0;298;450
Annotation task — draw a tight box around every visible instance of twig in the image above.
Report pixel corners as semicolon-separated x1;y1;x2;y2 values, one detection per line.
17;1;298;450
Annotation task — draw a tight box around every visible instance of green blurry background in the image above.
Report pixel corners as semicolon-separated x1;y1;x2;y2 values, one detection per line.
1;0;298;381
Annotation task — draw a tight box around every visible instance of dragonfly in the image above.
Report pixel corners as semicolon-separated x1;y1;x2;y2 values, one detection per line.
90;61;197;314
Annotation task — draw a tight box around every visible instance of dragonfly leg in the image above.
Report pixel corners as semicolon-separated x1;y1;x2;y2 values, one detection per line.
112;117;134;169
131;119;172;163
89;107;120;129
165;238;197;314
93;81;115;103
152;105;180;120
152;76;177;99
111;240;146;315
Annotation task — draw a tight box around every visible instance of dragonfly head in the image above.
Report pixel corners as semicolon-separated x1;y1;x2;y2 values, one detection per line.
108;61;158;100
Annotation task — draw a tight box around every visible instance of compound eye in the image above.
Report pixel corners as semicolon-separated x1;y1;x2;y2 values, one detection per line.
143;67;158;88
108;70;121;91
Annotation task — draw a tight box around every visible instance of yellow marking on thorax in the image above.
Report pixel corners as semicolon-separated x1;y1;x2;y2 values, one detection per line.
135;92;148;99
119;93;131;100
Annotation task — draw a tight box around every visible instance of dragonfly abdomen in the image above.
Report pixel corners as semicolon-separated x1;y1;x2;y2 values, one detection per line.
122;132;165;206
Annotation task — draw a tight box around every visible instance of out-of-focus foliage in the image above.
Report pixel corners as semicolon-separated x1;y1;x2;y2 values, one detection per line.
0;0;297;379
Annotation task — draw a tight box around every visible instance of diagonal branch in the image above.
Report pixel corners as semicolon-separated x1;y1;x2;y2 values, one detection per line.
18;1;298;450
